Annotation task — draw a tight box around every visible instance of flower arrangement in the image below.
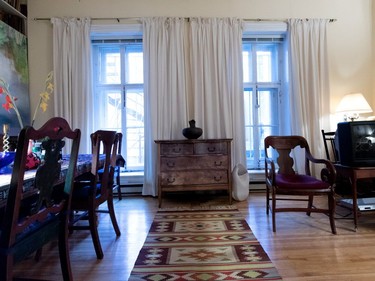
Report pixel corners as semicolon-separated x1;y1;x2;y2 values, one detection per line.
0;71;53;128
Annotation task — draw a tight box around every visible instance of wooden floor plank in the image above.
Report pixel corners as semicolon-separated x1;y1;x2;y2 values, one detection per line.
12;191;375;280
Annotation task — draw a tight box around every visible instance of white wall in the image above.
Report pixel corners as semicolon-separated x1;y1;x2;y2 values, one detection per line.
27;0;374;129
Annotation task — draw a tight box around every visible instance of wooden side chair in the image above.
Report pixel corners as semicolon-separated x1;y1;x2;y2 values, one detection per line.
0;117;81;281
321;130;339;163
264;135;337;234
109;133;125;200
69;130;121;259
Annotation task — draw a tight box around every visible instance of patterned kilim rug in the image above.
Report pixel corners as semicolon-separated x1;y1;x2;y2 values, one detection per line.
129;208;282;281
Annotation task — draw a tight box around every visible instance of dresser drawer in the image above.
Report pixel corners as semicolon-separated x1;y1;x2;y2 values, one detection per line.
160;170;228;186
160;143;194;155
160;155;229;170
194;142;228;155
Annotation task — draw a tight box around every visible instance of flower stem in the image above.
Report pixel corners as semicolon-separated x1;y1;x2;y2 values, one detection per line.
31;97;42;127
10;95;24;128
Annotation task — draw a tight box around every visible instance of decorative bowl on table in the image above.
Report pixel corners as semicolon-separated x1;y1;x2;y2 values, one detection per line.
0;151;16;174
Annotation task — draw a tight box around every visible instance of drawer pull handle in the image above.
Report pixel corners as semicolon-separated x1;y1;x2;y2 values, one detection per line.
207;147;216;152
214;176;222;181
214;161;222;166
167;162;175;168
167;177;175;183
173;148;181;153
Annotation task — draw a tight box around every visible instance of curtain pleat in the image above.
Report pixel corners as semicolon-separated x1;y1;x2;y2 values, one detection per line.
288;18;331;173
51;17;93;154
142;18;189;196
189;18;246;167
142;17;246;197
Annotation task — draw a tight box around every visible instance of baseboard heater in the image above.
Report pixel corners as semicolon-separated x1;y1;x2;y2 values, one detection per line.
118;170;143;194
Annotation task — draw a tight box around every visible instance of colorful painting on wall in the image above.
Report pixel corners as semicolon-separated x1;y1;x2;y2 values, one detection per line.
0;20;29;136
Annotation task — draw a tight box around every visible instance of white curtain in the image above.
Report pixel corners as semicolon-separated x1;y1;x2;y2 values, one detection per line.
51;17;93;154
142;17;189;196
288;19;331;172
142;17;245;197
189;18;246;166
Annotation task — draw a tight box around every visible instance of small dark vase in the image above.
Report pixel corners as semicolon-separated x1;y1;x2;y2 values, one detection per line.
182;120;203;139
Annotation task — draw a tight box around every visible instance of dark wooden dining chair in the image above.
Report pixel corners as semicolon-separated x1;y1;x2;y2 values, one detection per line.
109;133;125;200
114;153;126;200
69;130;121;259
0;117;81;281
264;135;337;234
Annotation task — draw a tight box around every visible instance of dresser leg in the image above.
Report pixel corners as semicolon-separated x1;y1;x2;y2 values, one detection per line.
158;192;162;208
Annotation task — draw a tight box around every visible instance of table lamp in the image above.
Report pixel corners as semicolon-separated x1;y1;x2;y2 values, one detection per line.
336;93;373;121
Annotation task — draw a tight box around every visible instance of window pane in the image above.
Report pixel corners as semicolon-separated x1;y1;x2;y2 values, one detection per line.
93;42;145;171
256;44;278;83
97;47;121;84
257;89;279;127
125;45;143;84
243;67;280;169
95;88;122;130
125;89;144;169
242;44;253;83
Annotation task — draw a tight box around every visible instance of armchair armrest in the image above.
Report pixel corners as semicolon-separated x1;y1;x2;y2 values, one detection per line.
265;156;276;187
305;151;336;185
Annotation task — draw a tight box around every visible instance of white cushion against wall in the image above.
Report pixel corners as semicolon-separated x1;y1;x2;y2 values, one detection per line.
232;163;249;201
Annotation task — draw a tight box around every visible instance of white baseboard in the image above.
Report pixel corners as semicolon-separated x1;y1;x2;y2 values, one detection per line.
249;183;265;191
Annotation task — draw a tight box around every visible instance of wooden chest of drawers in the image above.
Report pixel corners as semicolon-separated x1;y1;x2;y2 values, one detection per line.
155;139;232;207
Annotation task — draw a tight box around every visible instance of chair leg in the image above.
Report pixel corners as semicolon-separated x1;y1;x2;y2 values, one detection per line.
0;255;13;281
88;209;104;259
307;195;314;216
58;222;74;281
266;186;270;215
34;248;43;261
116;175;122;200
272;190;276;232
328;193;337;234
107;194;121;236
117;184;122;200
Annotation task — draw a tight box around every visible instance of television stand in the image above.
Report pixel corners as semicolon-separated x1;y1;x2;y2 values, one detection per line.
334;164;375;230
340;197;375;211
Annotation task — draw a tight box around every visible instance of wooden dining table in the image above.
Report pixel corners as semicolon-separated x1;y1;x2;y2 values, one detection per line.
0;154;104;208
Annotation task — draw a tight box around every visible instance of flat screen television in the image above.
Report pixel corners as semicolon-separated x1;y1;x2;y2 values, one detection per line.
335;121;375;166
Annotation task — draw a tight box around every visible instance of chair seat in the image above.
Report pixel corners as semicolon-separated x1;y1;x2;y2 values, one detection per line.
14;213;57;241
275;174;330;189
72;183;101;199
98;167;120;179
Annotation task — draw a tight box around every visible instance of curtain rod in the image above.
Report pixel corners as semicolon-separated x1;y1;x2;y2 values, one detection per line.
33;17;337;23
33;17;140;22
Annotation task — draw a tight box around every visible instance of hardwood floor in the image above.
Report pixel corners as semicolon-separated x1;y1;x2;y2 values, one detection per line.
13;190;375;281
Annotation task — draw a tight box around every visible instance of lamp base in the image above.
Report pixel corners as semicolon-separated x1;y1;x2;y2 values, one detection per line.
344;113;359;122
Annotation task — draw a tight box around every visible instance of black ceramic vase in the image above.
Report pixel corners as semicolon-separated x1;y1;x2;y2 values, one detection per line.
182;120;203;139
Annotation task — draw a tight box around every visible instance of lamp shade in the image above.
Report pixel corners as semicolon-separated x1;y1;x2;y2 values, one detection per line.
336;93;373;114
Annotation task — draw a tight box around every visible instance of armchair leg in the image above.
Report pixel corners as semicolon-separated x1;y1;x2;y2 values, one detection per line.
307;195;314;216
272;191;276;232
328;193;337;234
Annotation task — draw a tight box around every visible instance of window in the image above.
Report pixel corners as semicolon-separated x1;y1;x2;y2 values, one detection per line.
243;39;285;170
91;29;286;173
92;41;144;171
